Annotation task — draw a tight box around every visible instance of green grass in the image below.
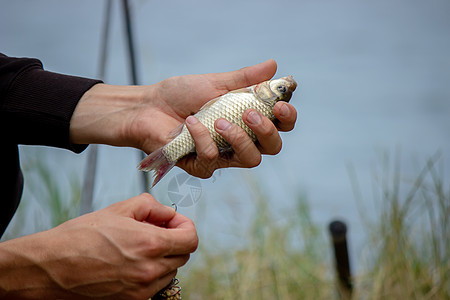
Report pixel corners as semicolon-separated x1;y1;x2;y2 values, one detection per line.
3;149;449;299
180;152;449;299
2;149;81;239
179;179;334;300
349;151;449;299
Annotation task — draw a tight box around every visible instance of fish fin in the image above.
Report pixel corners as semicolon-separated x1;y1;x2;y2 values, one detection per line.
197;87;253;112
229;86;254;94
254;89;278;102
167;123;185;139
138;147;176;187
253;81;278;102
198;96;221;111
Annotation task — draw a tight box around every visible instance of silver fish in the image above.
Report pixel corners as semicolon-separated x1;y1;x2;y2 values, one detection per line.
138;75;297;186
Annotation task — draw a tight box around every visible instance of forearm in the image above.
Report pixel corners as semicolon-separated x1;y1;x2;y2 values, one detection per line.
0;232;63;299
69;83;153;147
1;195;197;299
0;222;126;299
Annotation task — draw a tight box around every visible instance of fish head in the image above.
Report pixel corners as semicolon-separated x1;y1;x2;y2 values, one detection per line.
269;75;297;103
254;75;297;103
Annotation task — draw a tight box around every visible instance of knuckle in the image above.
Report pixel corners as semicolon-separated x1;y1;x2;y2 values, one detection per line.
135;193;157;213
273;141;283;155
197;143;219;161
227;126;248;145
126;261;159;284
258;124;277;139
188;119;209;137
183;253;191;264
252;116;277;137
178;254;191;268
267;140;282;155
126;293;144;300
136;266;158;284
183;221;199;252
245;154;262;168
253;155;262;167
196;165;215;179
188;230;199;252
132;193;155;208
194;125;211;139
235;134;250;147
139;192;154;202
140;234;166;257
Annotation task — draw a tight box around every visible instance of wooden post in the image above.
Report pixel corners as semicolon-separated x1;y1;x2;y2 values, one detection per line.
329;220;353;299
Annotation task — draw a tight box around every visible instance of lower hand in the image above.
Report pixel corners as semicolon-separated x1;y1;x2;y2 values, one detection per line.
0;193;198;299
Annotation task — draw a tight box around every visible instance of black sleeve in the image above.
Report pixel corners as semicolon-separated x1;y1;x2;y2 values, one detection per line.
0;53;102;237
0;144;23;237
0;53;102;152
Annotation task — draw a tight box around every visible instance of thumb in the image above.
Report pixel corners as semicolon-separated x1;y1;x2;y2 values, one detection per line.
212;59;277;92
106;193;176;224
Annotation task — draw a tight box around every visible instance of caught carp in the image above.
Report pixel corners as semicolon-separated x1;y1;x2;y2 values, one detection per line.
138;75;297;186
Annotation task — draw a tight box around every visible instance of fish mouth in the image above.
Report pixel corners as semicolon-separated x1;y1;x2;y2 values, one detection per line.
281;75;298;92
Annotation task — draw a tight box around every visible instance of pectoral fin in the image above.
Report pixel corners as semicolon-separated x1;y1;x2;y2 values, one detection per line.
254;81;278;102
198;96;221;111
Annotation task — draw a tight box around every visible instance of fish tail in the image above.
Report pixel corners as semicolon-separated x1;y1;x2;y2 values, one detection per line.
138;147;176;187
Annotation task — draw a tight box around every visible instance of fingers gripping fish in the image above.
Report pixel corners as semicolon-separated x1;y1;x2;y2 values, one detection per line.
138;76;298;187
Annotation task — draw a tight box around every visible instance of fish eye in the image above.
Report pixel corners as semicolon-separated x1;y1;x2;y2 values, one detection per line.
277;85;287;93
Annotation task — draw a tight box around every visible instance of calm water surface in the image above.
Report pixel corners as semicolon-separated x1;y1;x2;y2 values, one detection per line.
2;0;450;270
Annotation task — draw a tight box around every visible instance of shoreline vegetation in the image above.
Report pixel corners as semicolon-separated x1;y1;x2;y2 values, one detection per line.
179;152;449;299
4;149;449;299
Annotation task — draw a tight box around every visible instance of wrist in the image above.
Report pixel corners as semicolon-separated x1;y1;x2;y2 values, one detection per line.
69;83;153;148
0;232;61;298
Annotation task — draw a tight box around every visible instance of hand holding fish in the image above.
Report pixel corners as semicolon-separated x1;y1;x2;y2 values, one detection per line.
70;59;297;182
1;58;296;299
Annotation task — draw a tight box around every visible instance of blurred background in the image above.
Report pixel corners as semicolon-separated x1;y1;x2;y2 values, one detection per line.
1;0;449;298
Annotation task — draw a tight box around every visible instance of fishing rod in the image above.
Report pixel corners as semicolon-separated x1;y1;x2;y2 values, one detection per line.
121;0;151;192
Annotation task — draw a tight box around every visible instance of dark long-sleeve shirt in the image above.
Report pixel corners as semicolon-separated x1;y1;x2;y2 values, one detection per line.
0;54;101;237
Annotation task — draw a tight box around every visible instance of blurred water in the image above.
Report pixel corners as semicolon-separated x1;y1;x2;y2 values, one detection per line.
2;0;450;270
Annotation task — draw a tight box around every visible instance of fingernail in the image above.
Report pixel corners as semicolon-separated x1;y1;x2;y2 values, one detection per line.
186;115;198;125
279;103;289;117
215;118;231;131
247;110;262;125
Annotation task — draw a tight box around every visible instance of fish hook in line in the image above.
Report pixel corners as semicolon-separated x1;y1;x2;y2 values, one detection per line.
172;202;178;212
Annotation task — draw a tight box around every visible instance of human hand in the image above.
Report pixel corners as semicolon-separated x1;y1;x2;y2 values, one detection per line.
137;59;297;178
70;59;297;179
0;193;198;299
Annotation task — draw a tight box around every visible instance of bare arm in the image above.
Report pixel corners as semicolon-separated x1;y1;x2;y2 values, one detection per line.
0;194;198;299
69;59;297;178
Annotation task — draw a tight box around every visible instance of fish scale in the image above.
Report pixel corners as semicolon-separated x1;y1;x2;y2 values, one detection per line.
163;93;276;162
138;75;297;187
